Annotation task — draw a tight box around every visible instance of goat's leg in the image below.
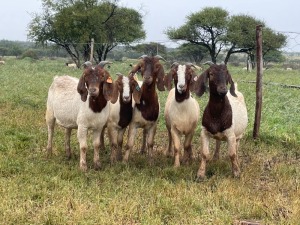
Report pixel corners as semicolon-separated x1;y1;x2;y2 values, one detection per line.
140;129;147;154
116;128;125;161
123;124;137;163
92;129;102;170
146;124;157;165
228;136;240;178
182;131;195;165
77;127;88;171
164;125;174;157
45;109;55;157
65;128;72;160
100;126;106;152
213;140;221;161
170;127;181;167
108;126;118;164
196;130;210;180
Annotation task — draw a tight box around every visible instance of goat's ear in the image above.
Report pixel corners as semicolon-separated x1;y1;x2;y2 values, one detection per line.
189;71;198;92
130;63;141;74
156;65;165;91
164;70;173;91
110;80;119;104
103;77;115;102
132;81;142;104
227;71;237;97
194;70;208;97
77;75;88;102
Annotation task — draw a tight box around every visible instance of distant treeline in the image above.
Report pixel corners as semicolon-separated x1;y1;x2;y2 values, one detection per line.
0;40;69;59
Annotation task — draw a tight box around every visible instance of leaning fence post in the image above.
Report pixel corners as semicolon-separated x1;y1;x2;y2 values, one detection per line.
253;25;263;139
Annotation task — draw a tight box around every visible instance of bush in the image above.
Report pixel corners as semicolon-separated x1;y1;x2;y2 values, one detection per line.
20;49;39;60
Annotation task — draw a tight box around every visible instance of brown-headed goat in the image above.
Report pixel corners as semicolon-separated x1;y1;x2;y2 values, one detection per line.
123;55;166;163
46;61;115;171
104;73;142;163
194;63;248;180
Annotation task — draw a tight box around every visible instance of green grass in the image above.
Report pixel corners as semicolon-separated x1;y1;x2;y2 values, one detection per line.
0;58;299;224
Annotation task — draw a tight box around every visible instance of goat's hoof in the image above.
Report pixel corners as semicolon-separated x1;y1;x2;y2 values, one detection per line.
195;175;207;183
94;162;101;171
80;165;88;172
233;171;241;179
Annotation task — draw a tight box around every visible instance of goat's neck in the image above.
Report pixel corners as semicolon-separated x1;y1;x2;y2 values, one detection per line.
175;87;190;103
118;95;133;128
207;94;229;116
136;82;159;121
89;95;107;113
88;87;107;113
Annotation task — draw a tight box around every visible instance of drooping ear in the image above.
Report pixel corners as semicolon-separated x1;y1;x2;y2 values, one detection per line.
130;63;141;75
164;70;173;91
194;69;209;97
109;80;120;104
227;71;237;97
102;76;115;102
131;80;142;104
189;71;198;92
77;75;88;102
156;65;165;91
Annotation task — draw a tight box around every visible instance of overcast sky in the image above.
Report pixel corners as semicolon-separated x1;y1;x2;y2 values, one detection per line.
1;0;300;50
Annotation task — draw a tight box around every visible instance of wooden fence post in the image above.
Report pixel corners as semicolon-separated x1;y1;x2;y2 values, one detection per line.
253;25;263;139
90;38;94;63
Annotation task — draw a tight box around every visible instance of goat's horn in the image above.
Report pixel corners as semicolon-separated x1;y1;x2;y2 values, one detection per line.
116;72;123;76
98;61;112;68
186;62;196;68
154;55;166;62
202;61;214;66
83;61;92;66
139;55;148;59
171;62;179;68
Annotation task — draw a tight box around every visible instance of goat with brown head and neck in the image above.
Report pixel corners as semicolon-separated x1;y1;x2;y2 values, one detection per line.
123;55;166;163
194;63;248;180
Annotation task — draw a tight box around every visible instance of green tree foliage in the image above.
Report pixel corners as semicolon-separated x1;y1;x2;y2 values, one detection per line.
166;7;229;63
28;0;145;67
176;43;208;64
166;7;287;65
132;42;167;56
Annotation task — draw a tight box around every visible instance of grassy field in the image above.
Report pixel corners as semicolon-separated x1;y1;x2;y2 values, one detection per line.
0;57;299;224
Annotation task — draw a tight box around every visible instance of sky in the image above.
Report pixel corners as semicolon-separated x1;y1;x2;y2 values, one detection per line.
1;0;300;50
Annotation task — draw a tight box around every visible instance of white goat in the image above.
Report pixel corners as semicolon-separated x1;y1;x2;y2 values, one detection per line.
164;63;200;167
46;61;114;171
0;61;5;65
194;63;248;180
65;62;77;69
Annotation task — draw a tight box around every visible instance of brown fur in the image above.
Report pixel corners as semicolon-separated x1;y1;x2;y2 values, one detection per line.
194;64;237;134
77;65;114;113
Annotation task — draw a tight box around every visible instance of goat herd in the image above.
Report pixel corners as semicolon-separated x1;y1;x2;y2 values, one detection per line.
46;55;248;181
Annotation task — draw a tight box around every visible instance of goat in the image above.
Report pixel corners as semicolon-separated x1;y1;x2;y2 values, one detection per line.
123;55;166;163
104;73;142;163
46;61;115;171
164;62;200;167
65;62;77;69
194;63;248;180
0;61;5;65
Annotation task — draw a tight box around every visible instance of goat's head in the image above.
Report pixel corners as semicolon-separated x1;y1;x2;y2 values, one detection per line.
165;62;198;93
77;61;114;102
110;73;142;104
194;63;237;97
130;55;166;91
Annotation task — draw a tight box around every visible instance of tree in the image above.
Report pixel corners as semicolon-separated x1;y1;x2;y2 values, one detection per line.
166;7;229;63
166;7;287;65
176;43;208;64
132;42;167;56
28;0;145;67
